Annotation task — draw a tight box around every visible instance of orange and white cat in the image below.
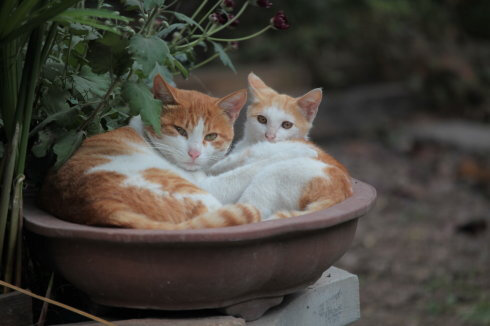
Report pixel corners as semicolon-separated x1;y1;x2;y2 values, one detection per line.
40;75;267;230
205;73;353;219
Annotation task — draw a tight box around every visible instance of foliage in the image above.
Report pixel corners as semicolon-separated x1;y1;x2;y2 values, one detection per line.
236;0;490;120
0;0;285;292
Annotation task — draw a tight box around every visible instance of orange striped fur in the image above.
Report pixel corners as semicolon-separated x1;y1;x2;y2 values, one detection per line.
40;76;260;230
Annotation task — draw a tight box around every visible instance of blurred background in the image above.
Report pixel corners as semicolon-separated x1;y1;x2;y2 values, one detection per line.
177;0;490;325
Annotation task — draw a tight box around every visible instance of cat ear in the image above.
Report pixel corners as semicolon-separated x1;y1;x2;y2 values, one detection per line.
248;72;272;100
217;89;248;122
297;88;322;123
153;74;178;105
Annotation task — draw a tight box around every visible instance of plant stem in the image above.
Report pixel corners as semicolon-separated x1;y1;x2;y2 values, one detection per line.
62;33;73;88
190;51;221;71
177;1;249;51
17;26;45;175
204;25;272;42
0;123;20;269
207;1;248;35
191;0;208;20
0;41;19;140
77;76;120;132
3;174;24;293
40;22;58;65
139;7;158;36
14;183;23;287
194;0;223;33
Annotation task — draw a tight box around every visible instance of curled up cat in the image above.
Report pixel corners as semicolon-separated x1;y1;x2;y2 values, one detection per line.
203;73;353;220
40;75;268;230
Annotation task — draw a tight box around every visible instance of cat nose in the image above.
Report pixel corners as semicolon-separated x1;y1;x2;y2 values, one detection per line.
265;133;276;141
188;149;201;160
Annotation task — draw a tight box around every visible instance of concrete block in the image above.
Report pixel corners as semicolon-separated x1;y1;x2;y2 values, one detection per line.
248;267;360;326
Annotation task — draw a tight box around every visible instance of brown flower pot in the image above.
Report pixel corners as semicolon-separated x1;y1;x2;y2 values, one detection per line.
24;179;376;321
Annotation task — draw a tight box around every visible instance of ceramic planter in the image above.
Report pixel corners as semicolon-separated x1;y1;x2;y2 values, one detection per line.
24;179;376;321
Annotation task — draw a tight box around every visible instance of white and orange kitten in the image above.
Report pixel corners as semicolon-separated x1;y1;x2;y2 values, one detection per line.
204;73;353;220
233;72;322;151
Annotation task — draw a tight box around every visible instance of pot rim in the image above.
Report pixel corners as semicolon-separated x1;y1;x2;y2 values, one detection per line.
24;179;376;243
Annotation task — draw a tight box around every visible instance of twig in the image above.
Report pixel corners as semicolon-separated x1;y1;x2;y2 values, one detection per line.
77;76;120;132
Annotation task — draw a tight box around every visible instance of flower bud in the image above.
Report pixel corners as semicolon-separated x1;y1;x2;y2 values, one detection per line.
223;0;235;10
172;32;182;41
209;13;219;23
256;0;272;8
271;10;290;30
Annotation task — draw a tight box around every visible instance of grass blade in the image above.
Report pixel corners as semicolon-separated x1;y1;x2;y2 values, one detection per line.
3;175;24;292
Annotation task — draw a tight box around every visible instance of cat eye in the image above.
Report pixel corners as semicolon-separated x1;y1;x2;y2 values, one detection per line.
257;115;267;124
205;133;218;141
282;121;293;129
174;126;187;137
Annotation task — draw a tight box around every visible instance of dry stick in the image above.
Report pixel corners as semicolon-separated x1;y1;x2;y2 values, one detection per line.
0;280;116;326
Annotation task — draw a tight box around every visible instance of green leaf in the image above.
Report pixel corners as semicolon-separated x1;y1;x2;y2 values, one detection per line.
1;0;80;41
59;9;132;23
157;23;185;38
53;130;84;169
122;81;162;135
128;34;170;76
54;16;123;35
122;0;143;11
32;129;55;158
212;42;236;73
149;62;174;86
41;88;70;115
170;55;188;79
170;12;204;32
86;119;104;136
43;61;65;82
71;66;111;100
86;33;132;75
0;141;4;159
144;0;165;11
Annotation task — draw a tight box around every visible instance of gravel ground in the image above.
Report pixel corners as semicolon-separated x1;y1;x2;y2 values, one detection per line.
317;133;490;326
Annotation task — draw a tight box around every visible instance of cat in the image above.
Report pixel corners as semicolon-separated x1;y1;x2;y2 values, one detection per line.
233;72;322;151
204;73;353;220
40;75;267;230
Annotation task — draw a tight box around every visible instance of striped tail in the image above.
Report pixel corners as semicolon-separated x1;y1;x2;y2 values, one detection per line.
107;204;261;230
267;199;338;220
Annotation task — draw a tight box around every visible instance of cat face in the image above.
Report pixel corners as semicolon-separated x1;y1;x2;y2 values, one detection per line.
146;75;247;171
244;72;322;143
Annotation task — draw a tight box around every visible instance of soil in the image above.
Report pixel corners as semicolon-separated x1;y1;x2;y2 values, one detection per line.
321;133;490;326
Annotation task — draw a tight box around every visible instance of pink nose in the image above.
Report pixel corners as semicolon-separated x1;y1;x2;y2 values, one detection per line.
188;149;201;160
265;133;276;141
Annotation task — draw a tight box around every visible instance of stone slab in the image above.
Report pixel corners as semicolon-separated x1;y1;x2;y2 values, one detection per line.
0;291;33;326
248;267;360;326
55;267;359;326
56;316;246;326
